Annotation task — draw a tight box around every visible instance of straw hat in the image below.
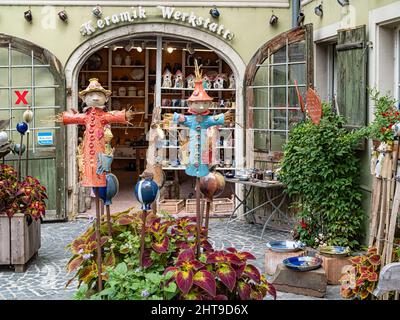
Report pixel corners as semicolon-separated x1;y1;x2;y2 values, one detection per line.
79;78;111;99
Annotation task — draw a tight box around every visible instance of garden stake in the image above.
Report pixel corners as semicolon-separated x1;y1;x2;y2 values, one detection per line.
369;178;382;246
17;133;23;181
140;209;147;267
196;178;201;258
105;205;112;237
25;131;29;177
204;200;211;237
94;188;103;291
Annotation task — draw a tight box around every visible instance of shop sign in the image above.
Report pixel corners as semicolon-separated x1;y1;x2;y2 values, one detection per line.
37;132;54;146
79;6;234;41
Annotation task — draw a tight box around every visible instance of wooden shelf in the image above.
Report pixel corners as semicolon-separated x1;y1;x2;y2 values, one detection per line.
111;96;146;98
112;80;145;83
185;65;219;68
112;65;145;67
161;87;235;91
80;70;108;73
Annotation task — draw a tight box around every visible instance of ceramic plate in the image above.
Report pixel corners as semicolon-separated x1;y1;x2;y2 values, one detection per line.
283;256;322;272
318;246;350;257
266;240;305;253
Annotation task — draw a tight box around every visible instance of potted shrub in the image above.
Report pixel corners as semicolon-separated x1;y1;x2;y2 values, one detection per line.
0;164;47;272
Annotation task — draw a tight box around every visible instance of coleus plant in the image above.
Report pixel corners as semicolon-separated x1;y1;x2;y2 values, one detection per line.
339;247;381;300
0;164;47;220
164;247;276;300
67;211;276;300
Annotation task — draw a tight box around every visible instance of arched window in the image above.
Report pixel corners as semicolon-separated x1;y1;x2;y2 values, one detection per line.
0;35;65;220
245;25;313;167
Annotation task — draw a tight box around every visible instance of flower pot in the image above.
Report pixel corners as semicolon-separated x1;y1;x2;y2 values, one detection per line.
0;213;41;272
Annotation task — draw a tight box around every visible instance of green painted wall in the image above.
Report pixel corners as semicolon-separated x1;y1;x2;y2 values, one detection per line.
0;1;398;65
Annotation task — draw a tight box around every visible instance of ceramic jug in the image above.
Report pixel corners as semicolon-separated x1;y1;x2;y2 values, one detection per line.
125;55;132;66
118;86;127;96
114;54;122;65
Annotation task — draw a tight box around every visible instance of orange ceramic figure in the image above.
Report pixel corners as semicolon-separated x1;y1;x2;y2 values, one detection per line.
62;78;129;187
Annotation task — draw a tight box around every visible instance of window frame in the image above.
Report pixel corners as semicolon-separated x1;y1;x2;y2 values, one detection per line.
245;24;313;166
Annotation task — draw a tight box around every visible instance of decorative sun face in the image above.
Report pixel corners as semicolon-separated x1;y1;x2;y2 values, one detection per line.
83;91;108;107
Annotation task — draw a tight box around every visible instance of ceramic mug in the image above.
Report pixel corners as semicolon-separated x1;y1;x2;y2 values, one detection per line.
162;99;171;106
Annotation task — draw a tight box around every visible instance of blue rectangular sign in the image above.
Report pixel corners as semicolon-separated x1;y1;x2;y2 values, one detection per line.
37;132;53;145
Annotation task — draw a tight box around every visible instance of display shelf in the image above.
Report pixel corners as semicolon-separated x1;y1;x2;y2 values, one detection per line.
185;65;219;69
161;87;235;92
160;106;234;110
162;166;236;170
111;96;146;98
111;126;146;129
80;70;108;73
111;65;146;67
111;80;145;83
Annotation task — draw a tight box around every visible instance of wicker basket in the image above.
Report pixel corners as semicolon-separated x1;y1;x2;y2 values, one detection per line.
185;199;206;214
158;199;185;214
211;197;234;214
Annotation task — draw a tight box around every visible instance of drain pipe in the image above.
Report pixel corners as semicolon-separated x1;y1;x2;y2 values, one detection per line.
292;0;301;28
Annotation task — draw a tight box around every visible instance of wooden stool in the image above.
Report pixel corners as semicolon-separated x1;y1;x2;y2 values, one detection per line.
316;253;351;285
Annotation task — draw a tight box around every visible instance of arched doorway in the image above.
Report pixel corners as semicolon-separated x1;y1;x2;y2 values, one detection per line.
64;24;246;216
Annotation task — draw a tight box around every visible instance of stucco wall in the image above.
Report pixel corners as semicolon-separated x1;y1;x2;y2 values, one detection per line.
0;1;398;66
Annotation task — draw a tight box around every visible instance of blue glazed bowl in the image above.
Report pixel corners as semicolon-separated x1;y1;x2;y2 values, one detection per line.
283;256;322;272
266;240;305;253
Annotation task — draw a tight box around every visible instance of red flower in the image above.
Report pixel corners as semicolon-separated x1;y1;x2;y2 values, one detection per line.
300;220;308;229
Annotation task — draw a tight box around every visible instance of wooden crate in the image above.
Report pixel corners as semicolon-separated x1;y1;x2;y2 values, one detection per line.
211;197;234;214
0;213;41;272
186;199;206;214
158;199;185;214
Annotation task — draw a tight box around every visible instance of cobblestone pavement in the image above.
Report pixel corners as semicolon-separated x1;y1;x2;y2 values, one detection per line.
0;218;340;300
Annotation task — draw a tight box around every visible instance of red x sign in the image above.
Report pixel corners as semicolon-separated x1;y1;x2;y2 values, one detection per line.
15;90;29;105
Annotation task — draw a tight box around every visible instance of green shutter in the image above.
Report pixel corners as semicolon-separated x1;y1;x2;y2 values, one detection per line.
337;25;368;129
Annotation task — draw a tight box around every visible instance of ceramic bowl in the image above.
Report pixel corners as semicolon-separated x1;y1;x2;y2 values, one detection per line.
318;246;350;257
283;256;322;272
266;240;305;253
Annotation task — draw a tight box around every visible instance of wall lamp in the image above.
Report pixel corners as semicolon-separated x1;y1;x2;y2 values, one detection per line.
209;7;220;19
297;12;305;25
58;10;68;22
337;0;349;6
269;14;279;25
314;4;323;17
24;10;33;23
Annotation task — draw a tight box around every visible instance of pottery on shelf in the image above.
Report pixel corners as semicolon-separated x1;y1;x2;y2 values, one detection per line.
118;86;127;96
125;55;132;66
128;86;137;96
114;54;122;65
130;68;144;80
138;89;144;97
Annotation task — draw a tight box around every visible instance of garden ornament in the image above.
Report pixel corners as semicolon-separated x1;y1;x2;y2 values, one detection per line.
98;173;119;236
16;122;28;181
202;74;212;89
228;73;235;89
174;70;184;88
213;74;227;89
134;172;159;267
200;171;225;236
186;74;195;89
166;60;234;257
0;119;13;159
59;78;134;291
23;106;34;176
162;69;173;88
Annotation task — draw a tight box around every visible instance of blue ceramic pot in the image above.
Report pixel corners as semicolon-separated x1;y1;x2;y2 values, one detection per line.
98;173;119;205
134;177;159;210
16;122;28;135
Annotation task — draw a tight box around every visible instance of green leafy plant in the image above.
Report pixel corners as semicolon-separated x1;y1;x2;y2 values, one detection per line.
368;89;399;142
67;211;276;300
280;104;367;248
0;164;47;220
339;247;381;300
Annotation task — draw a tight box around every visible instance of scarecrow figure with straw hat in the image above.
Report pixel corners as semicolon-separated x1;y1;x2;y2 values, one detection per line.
165;61;234;178
61;78;133;187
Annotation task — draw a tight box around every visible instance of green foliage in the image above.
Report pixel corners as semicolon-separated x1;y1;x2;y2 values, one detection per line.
280;104;367;248
368;89;399;142
68;212;276;300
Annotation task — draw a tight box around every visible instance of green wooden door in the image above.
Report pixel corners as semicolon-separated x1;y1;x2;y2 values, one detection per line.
0;37;66;221
337;25;368;129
